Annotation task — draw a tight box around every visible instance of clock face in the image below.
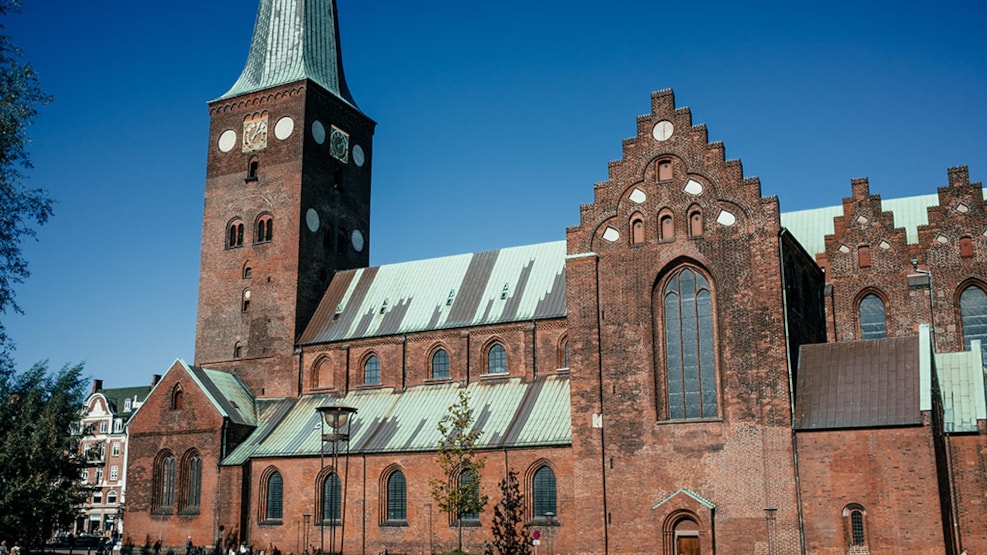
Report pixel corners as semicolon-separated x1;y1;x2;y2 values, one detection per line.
652;120;674;142
243;114;269;152
329;126;349;162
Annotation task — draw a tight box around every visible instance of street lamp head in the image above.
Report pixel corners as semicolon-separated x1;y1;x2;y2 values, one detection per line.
316;400;358;430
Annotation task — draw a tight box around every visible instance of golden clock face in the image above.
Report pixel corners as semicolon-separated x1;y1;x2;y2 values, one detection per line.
329;125;349;162
242;114;269;153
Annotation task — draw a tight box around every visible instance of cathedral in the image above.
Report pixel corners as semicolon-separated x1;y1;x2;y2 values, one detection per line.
123;1;987;554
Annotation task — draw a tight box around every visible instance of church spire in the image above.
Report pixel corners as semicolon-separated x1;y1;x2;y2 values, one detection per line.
219;0;357;107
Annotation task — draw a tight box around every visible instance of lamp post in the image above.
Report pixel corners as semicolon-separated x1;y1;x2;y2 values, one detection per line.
317;400;357;555
544;512;555;555
302;513;311;554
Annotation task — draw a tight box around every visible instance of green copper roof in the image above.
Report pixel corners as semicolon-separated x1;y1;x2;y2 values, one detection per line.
218;0;357;107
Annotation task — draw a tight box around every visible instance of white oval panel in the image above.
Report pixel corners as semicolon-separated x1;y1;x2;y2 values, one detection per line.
274;116;294;140
305;208;320;232
218;129;237;153
683;179;704;195
352;144;365;167
602;227;620;242
312;120;326;144
716;210;736;226
628;188;646;204
351;229;365;252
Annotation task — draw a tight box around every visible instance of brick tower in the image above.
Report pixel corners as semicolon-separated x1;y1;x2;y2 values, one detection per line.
194;0;375;398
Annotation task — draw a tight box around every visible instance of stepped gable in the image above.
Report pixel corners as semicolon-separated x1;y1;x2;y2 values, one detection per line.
567;88;777;257
819;177;911;273
917;166;987;267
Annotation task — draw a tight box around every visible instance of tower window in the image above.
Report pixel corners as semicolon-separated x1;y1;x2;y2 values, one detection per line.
242;289;251;312
227;220;245;248
256;215;273;243
246;156;259;181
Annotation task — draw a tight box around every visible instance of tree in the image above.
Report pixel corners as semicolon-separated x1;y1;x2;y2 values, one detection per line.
483;471;531;555
0;0;55;349
0;361;87;545
430;389;488;553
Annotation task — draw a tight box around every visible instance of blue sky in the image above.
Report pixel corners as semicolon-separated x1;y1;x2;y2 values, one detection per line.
6;1;986;389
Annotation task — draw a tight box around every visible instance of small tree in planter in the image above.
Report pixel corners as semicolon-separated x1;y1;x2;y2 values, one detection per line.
429;390;487;553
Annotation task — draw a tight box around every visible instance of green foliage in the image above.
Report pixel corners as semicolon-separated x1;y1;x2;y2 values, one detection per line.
429;390;488;552
483;471;531;555
0;0;55;348
0;361;87;545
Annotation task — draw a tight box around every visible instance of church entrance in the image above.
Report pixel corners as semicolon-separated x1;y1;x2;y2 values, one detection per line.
675;535;699;555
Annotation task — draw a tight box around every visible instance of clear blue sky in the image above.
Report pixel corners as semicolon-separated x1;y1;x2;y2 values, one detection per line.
6;1;986;389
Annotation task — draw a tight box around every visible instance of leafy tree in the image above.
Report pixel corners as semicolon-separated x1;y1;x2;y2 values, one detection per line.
430;390;488;553
0;361;87;545
483;470;531;555
0;0;55;349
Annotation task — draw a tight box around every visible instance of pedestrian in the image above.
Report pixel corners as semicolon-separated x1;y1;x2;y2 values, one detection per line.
1;540;8;555
186;537;193;555
154;540;162;555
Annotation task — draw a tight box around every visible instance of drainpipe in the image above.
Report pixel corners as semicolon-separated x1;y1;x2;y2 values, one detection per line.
778;229;808;555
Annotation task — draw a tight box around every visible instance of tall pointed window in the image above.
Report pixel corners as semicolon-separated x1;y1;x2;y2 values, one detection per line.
458;469;480;522
532;465;557;518
385;469;407;522
180;451;202;513
960;285;987;361
263;469;283;522
153;451;176;512
859;293;887;340
321;472;341;523
662;267;717;419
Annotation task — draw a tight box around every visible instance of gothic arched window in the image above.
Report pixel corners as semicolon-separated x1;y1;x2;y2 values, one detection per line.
321;472;341;523
532;465;557;519
263;469;283;522
364;355;381;385
431;349;450;380
960;285;987;361
385;469;407;522
859;293;887;340
662;267;717;419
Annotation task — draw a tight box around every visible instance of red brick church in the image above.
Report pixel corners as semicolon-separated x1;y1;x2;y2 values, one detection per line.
124;1;987;553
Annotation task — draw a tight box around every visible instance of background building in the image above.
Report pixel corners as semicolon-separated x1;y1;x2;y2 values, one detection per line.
77;378;155;537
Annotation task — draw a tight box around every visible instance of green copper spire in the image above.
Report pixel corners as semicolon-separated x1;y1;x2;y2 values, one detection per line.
218;0;357;106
